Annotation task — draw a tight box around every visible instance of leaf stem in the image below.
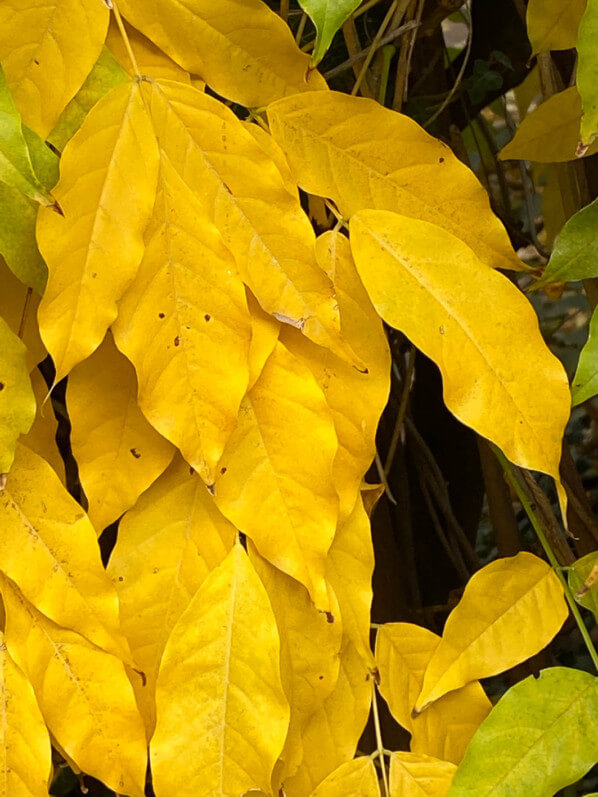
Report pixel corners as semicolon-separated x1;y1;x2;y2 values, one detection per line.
494;446;598;673
371;683;390;797
111;1;141;78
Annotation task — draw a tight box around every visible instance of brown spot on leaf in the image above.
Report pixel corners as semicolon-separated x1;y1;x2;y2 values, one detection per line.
220;466;227;475
158;312;165;319
174;336;181;347
204;314;211;322
130;448;141;459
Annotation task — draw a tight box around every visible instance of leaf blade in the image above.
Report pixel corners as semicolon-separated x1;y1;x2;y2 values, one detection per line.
0;319;35;474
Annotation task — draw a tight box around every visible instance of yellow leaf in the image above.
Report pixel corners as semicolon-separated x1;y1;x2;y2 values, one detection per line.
243;121;300;199
0;630;52;797
214;340;339;611
21;367;65;483
310;757;381;796
326;496;375;669
151;543;290;797
349;210;570;517
375;623;491;764
68;334;175;532
249;543;343;785
281;231;390;520
389;752;456;797
0;443;130;661
1;576;147;796
499;87;598;163
415;552;568;711
113;154;252;485
37;80;160;381
105;17;191;82
137;80;353;363
247;291;280;390
107;456;236;736
284;641;372;796
267;91;521;272
0;318;35;474
0;260;46;372
0;0;109;137
117;0;326;107
526;0;586;54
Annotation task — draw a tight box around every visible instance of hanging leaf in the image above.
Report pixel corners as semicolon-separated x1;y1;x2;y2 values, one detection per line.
375;623;491;764
105;17;192;82
214;340;339;611
536;197;598;287
449;668;598;796
136;80;355;364
47;47;129;153
267;91;522;271
68;334;175;533
310;756;381;796
0;443;131;661
107;456;236;735
151;543;290;797
0;319;35;474
415;553;567;711
250;543;343;785
577;0;598;145
572;305;598;405
37;79;160;382
281;231;391;521
326;496;375;669
1;575;147;797
21;367;65;483
0;0;109;137
117;0;326;107
0;64;53;206
284;641;372;797
349;210;571;516
390;752;456;797
568;551;598;621
0;259;47;371
526;0;586;54
298;0;363;65
246;291;280;390
0;629;53;797
499;87;598;163
113;156;253;486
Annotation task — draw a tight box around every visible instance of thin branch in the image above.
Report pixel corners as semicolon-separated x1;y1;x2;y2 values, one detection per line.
326;21;419;80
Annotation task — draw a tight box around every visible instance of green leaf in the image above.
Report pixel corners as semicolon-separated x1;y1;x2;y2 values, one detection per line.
449;668;598;797
48;47;129;153
536;197;598;287
298;0;362;64
0;122;58;293
572;305;598;405
0;63;53;206
568;552;598;622
0;317;35;474
578;0;598;146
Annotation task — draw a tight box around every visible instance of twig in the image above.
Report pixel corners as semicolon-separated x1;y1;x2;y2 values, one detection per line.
279;0;289;22
17;288;33;340
384;346;415;475
352;0;401;96
295;11;307;45
326;21;418;80
371;683;390;797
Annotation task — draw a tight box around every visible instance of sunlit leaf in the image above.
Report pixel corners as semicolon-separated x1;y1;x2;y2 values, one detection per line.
1;575;147;796
117;0;326;107
0;629;52;797
0;0;109;137
107;456;236;736
349;210;571;518
298;0;362;65
214;340;339;610
499;87;598;163
268;91;521;271
151;543;290;797
415;553;568;710
536;196;598;286
310;756;381;796
449;668;598;796
568;551;598;621
577;0;598;145
0;319;35;474
20;367;64;483
375;623;491;764
37;79;160;382
250;543;343;784
246;291;280;390
390;752;456;797
47;47;129;153
526;0;586;53
105;17;192;82
0;443;130;661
